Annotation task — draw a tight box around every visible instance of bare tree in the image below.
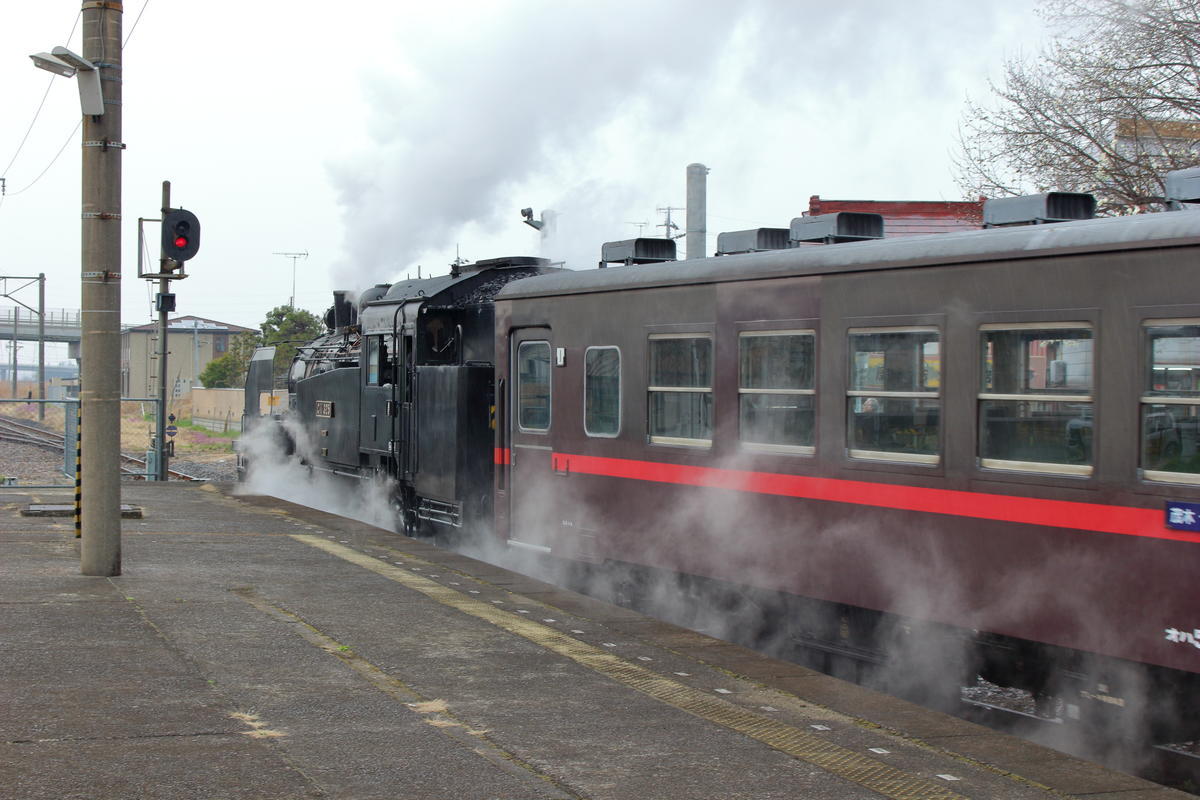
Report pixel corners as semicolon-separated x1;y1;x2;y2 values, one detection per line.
956;0;1200;213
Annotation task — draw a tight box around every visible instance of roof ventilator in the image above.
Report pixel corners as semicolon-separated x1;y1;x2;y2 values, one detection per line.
982;192;1096;227
599;237;677;268
715;228;789;255
789;212;884;245
1165;167;1200;209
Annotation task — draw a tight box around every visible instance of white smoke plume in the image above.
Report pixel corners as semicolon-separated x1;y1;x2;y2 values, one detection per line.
234;417;396;529
327;0;1039;286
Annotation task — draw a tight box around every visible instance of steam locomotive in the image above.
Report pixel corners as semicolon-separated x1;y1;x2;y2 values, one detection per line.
242;256;551;535
244;173;1200;746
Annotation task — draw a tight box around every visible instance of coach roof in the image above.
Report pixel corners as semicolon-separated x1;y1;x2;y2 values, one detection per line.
497;210;1200;300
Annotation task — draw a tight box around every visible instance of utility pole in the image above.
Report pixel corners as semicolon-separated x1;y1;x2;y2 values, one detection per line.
0;275;49;416
79;0;123;577
273;251;308;308
656;206;684;240
38;273;44;418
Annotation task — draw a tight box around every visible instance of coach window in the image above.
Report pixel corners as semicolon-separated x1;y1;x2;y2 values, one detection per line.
1141;321;1200;484
978;324;1093;475
848;328;940;463
648;333;712;446
517;341;551;432
585;346;621;437
739;331;815;453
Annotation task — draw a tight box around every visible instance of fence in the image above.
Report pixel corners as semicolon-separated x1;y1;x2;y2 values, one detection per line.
0;397;163;488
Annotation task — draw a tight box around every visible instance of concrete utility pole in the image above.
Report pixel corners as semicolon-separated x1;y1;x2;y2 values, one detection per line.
656;206;683;241
79;0;123;576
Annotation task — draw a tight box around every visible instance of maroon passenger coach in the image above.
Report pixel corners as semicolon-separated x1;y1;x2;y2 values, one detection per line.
492;200;1200;740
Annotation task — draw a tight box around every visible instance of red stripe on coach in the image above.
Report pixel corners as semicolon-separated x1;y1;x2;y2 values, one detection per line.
553;453;1198;545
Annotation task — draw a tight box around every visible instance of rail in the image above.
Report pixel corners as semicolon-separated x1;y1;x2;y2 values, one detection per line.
0;400;205;487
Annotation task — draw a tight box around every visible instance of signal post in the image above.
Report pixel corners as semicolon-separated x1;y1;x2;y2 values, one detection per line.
142;180;200;481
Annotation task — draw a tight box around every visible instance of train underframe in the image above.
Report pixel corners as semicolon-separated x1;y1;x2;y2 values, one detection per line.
539;555;1200;752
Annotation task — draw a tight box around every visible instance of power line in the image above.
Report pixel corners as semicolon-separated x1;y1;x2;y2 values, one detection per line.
0;11;81;189
2;120;82;198
124;0;151;46
0;1;149;210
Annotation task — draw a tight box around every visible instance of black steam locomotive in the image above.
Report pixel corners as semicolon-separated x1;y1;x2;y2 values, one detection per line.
242;256;550;535
245;173;1200;748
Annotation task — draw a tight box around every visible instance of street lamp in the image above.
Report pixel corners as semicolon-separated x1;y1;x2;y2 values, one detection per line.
29;46;104;115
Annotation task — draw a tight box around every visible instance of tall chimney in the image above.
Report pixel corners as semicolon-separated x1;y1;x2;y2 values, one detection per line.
685;163;709;259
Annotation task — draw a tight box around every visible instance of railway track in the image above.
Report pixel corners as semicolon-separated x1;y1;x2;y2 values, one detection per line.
961;698;1200;793
0;415;204;482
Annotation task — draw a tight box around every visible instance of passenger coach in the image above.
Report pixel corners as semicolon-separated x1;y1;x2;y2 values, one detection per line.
493;200;1200;740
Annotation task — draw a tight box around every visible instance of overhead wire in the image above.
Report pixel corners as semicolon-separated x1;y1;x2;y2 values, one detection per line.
3;121;83;198
0;10;82;209
0;0;151;210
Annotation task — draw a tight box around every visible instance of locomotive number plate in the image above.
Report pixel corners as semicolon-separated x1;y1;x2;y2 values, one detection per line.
314;400;334;418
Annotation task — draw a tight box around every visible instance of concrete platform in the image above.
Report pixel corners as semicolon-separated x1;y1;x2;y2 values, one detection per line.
0;481;1190;800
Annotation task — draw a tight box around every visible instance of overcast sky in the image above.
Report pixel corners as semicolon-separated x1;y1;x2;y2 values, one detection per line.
0;0;1045;351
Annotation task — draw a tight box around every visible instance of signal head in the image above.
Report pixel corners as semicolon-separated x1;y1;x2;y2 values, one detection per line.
161;208;201;264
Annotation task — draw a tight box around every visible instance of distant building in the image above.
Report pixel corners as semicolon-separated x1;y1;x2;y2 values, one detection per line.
1113;117;1200;162
807;196;983;236
120;316;256;399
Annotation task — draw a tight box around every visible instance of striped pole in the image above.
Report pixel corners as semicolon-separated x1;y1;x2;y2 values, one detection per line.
74;401;82;539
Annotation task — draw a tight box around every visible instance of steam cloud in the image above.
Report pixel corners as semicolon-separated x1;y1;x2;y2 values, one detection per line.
327;0;1037;286
235;418;397;529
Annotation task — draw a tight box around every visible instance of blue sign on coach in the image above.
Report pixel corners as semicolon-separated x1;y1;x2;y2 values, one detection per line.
1165;501;1200;531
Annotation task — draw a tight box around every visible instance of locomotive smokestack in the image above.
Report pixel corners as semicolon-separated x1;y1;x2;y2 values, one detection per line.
332;290;351;329
686;163;708;259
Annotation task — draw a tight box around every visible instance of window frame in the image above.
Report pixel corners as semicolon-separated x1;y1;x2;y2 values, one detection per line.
976;321;1094;477
737;329;816;455
846;325;941;465
1141;318;1200;485
584;345;622;438
366;336;381;386
515;339;552;434
647;331;713;448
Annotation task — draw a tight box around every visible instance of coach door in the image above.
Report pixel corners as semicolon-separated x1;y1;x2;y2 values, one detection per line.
507;328;557;553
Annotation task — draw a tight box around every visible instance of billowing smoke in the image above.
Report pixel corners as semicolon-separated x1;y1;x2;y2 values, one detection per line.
328;0;1040;285
234;417;396;529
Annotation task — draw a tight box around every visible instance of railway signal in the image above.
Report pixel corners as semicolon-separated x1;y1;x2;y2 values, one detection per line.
161;208;201;264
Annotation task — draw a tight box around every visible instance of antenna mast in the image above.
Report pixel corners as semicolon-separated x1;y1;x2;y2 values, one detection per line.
273;251;309;308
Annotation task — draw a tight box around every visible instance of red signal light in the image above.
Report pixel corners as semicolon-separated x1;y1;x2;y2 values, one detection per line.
174;236;188;249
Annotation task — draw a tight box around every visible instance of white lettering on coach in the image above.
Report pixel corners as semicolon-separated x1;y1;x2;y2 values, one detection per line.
1164;628;1200;649
1168;507;1196;526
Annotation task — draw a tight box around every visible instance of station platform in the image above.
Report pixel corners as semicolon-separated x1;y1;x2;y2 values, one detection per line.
1;481;1189;800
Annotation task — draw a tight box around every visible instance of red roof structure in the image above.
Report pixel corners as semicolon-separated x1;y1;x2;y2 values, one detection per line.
808;196;983;236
